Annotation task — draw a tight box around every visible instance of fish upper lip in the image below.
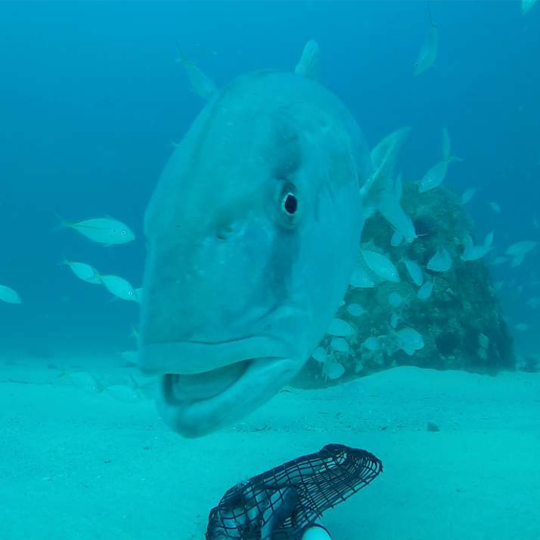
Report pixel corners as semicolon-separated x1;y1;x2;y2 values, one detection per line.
139;335;291;376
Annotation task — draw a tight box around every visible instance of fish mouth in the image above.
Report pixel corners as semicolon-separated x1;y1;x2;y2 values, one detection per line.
156;355;297;438
139;337;298;437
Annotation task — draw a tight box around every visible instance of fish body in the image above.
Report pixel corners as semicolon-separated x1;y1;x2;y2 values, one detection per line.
61;217;135;245
515;323;530;332
522;0;538;15
176;45;217;100
327;318;355;337
417;280;434;301
461;188;478;205
323;358;346;380
403;258;424;287
346;303;364;317
63;260;101;284
0;285;22;304
489;202;501;214
478;333;489;349
413;11;438;76
419;158;455;193
330;337;349;354
505;241;538;267
100;275;137;302
391;231;404;247
388;292;404;307
363;337;380;351
349;266;375;288
461;232;494;262
139;51;395;436
366;129;416;242
311;347;328;364
395;327;424;356
427;248;452;272
361;249;400;283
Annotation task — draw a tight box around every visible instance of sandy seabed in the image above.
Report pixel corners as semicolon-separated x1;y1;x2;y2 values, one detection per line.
0;359;539;540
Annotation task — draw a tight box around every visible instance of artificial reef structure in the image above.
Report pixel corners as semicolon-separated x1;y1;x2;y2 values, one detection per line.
293;184;514;388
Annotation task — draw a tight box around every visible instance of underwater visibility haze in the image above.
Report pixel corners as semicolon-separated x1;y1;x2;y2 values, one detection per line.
0;1;539;539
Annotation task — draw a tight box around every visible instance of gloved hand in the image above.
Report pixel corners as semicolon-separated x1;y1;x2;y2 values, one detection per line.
302;523;332;539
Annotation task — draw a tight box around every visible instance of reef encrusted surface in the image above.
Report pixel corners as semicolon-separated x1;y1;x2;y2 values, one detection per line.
293;185;514;388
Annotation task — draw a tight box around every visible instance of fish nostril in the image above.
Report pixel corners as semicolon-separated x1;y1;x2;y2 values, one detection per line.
216;225;234;240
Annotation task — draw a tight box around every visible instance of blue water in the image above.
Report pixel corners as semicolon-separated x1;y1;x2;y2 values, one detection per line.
1;1;539;356
1;2;540;539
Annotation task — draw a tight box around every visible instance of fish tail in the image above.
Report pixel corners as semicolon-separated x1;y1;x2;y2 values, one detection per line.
362;128;416;241
128;374;142;392
444;155;464;165
50;213;72;234
175;42;190;67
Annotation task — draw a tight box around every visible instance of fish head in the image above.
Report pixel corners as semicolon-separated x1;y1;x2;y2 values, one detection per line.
139;72;364;437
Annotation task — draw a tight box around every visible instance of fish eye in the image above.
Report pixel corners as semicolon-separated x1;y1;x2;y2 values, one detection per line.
277;181;300;228
121;230;127;236
282;193;298;215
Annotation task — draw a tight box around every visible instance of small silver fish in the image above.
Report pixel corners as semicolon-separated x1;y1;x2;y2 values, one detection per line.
427;248;452;272
99;275;137;302
461;232;494;262
461;188;478;205
362;249;400;283
330;337;349;354
505;241;538;267
362;337;380;351
323;358;345;380
522;0;538;15
419;158;457;193
413;6;438;76
388;292;404;307
0;285;22;304
326;318;355;337
176;44;217;100
391;230;404;247
62;260;101;284
478;333;489;349
60;217;135;245
395;327;424;356
311;347;328;364
515;323;530;332
346;303;365;317
403;258;424;287
349;265;375;289
417;280;434;301
489;202;501;214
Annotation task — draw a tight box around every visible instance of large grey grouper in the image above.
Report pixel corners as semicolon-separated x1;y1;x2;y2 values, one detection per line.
138;42;412;437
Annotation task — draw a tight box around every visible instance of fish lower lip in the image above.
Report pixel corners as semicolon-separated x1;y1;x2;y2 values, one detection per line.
157;356;298;437
163;360;251;402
